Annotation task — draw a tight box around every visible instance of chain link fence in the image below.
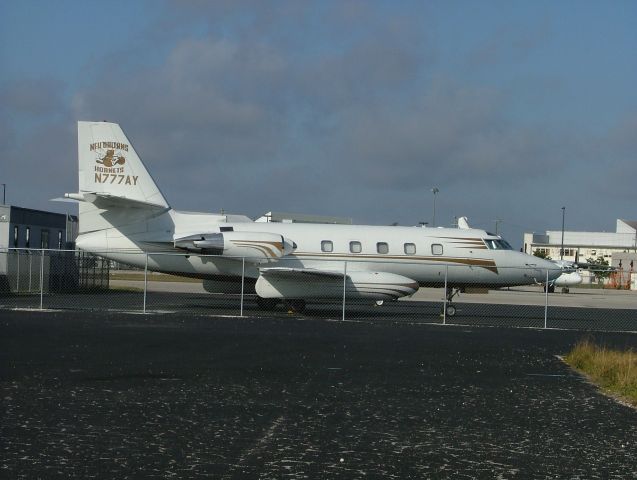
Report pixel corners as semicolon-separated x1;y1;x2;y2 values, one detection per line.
1;248;635;331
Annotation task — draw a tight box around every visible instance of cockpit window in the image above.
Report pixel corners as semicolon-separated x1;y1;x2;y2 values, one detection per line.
484;239;513;250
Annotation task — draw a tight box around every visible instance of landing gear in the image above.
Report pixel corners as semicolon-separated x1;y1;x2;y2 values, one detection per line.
442;287;461;317
561;287;570;294
256;297;306;313
256;297;279;311
543;285;555;293
285;299;306;314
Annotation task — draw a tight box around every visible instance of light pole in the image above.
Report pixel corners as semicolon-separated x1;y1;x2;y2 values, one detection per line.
1;183;5;205
560;206;566;260
431;187;439;227
495;219;502;236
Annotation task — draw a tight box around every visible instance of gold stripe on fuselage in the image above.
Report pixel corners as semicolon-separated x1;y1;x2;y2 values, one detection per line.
291;252;498;274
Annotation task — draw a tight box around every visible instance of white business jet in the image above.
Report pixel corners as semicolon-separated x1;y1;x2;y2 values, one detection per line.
65;122;561;315
545;260;583;293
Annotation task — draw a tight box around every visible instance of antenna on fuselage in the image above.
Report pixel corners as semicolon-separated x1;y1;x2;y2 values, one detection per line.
457;217;471;229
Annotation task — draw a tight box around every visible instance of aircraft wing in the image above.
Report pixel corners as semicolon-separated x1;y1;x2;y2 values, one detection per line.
256;267;419;300
260;267;345;279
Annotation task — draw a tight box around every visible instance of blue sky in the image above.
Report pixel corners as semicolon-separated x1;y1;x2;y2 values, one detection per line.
1;0;635;246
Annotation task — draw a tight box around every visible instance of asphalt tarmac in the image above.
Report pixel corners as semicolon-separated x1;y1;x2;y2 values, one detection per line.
1;310;636;479
2;289;636;331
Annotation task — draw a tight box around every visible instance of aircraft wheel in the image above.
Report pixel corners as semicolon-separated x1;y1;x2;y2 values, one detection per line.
548;285;555;293
446;304;457;317
561;287;570;294
256;297;279;310
286;299;306;314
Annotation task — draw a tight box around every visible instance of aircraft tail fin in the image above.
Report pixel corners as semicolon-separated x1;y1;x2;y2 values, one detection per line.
78;121;168;207
72;121;170;233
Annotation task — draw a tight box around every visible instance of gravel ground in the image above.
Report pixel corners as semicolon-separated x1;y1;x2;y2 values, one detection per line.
1;310;636;479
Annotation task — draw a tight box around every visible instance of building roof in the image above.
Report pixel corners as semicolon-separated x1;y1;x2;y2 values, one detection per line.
618;219;637;232
525;219;637;249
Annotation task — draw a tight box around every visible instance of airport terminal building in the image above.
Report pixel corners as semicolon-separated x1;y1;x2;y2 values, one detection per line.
523;219;637;265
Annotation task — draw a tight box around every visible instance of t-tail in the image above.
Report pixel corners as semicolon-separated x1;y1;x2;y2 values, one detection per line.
66;121;170;235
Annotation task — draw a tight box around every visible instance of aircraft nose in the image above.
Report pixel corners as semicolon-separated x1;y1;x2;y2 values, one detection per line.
519;255;561;283
534;258;562;281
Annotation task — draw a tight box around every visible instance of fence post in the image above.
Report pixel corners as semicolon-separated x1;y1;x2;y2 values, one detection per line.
544;269;549;329
39;249;44;310
443;264;448;325
240;257;245;316
342;261;347;322
143;253;149;313
16;250;20;292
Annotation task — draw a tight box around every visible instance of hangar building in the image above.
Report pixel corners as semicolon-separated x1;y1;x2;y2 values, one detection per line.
523;219;637;263
523;219;637;289
0;204;108;293
0;204;77;251
524;219;637;264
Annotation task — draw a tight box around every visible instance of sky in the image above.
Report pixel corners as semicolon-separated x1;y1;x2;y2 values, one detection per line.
1;0;635;247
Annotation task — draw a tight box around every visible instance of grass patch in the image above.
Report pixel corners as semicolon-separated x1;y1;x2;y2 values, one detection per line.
564;338;637;407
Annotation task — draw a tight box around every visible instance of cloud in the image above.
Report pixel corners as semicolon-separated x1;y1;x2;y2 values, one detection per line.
0;78;65;115
2;1;633;242
0;118;76;212
594;113;637;200
466;16;552;68
323;77;568;194
67;14;581;227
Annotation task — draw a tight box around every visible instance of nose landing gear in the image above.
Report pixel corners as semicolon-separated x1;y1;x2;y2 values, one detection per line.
442;287;461;317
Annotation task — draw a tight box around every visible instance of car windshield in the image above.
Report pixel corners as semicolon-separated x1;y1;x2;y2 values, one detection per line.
484;238;513;250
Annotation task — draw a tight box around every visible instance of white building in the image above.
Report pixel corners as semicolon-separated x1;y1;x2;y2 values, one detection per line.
523;219;637;263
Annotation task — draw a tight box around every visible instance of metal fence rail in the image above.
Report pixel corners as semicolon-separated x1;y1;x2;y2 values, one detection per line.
1;248;635;332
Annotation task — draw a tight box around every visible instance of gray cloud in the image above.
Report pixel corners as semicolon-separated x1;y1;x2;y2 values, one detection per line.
0;78;65;115
0;118;76;212
1;2;634;245
466;16;552;68
68;11;624;234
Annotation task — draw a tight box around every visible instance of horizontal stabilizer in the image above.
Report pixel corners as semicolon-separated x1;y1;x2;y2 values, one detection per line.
64;192;169;211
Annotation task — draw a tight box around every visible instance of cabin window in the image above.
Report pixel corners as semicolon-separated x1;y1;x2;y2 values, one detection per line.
377;242;389;254
404;243;416;255
321;240;333;253
484;239;513;250
41;230;49;249
13;226;19;248
431;243;443;255
349;241;362;253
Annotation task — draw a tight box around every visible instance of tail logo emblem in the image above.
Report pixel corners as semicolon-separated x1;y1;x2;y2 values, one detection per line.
96;149;126;168
90;142;138;186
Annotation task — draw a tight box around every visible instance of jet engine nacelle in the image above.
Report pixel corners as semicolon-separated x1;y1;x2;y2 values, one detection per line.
175;231;294;262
